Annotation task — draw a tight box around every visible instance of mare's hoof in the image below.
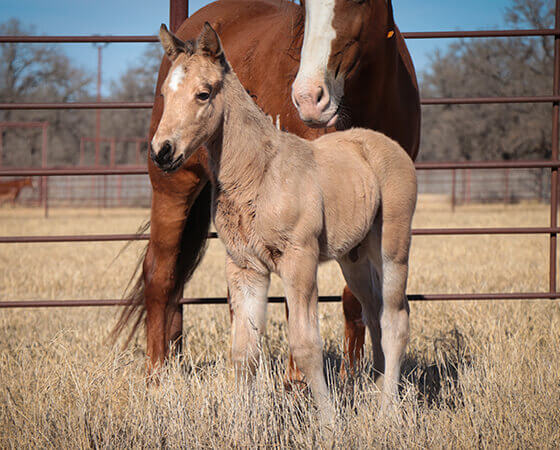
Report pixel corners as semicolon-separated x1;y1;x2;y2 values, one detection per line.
283;377;309;393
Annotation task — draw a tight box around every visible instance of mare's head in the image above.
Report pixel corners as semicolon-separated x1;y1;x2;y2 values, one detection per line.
292;0;394;127
151;23;227;172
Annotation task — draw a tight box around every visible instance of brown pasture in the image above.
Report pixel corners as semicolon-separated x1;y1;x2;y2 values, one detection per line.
1;198;559;447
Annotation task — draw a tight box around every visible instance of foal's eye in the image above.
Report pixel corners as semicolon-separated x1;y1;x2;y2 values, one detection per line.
196;91;211;101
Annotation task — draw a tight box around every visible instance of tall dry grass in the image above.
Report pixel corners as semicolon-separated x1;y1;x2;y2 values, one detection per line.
1;197;559;448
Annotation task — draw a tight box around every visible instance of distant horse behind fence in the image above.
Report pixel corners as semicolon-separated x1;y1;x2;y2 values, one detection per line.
0;178;33;205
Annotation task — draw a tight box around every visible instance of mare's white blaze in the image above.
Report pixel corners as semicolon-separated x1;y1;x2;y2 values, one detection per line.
169;66;185;92
296;0;337;80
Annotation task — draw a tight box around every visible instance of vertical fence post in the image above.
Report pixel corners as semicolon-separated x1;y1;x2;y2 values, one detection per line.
166;0;189;357
466;169;471;204
550;0;560;294
42;123;48;218
111;138;117;208
135;140;141;165
0;126;3;167
451;169;456;212
504;168;510;204
79;137;85;166
170;0;188;33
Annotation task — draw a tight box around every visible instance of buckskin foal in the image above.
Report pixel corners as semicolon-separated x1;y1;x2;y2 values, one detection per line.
151;22;417;425
114;0;421;385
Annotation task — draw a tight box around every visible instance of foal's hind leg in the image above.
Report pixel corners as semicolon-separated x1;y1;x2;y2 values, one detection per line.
285;288;366;386
376;222;411;413
280;247;335;428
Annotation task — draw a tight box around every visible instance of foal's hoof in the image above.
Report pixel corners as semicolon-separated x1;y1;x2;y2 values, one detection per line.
378;397;403;425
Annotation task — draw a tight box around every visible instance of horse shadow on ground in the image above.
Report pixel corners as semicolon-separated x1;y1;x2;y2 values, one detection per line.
170;327;471;411
400;328;470;409
324;327;471;410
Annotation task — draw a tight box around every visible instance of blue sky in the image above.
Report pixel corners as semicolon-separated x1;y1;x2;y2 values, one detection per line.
0;0;513;96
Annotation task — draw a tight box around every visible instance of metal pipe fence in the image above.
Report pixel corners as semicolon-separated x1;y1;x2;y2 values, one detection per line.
1;0;559;310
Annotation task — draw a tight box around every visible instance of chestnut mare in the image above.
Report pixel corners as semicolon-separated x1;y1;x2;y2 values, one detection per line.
153;23;416;424
114;0;420;383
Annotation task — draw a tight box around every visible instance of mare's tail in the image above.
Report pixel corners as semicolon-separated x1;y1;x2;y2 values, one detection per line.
110;181;213;347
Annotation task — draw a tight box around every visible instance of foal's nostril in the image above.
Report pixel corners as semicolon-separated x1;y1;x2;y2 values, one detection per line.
160;141;173;161
151;140;175;168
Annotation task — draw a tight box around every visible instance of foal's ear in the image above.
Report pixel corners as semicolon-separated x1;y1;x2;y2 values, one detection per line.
196;22;224;59
159;24;193;61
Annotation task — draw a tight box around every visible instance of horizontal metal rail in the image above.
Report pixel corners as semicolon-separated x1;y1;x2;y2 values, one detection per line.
403;29;560;39
0;167;147;176
2;95;559;110
0;159;557;177
421;95;560;105
415;160;560;170
1;227;559;244
0;35;159;43
0;292;558;309
0;102;153;110
0;28;558;44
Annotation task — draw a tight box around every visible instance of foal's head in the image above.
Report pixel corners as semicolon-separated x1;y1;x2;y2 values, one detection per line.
292;0;395;128
151;23;227;172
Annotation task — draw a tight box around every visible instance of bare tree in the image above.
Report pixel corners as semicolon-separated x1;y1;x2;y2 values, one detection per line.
96;44;163;165
420;0;554;163
0;19;93;166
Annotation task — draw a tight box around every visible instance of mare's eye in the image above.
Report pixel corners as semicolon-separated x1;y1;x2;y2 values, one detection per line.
197;91;211;101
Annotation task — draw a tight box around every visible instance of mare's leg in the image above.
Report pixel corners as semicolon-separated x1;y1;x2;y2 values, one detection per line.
279;247;334;427
144;152;209;374
225;256;270;382
340;286;366;379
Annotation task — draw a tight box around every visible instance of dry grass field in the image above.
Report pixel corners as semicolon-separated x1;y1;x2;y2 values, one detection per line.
1;196;559;448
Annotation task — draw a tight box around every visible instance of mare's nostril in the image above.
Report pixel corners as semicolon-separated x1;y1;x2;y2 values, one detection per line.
292;91;300;109
316;86;323;104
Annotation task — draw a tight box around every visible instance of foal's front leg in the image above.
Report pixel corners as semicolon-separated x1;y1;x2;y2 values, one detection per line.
279;247;335;428
225;255;270;382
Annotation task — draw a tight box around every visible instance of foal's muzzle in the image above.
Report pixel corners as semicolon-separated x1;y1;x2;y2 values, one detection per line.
150;141;184;173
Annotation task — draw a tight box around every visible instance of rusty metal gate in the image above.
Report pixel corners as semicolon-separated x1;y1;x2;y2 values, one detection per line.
1;0;559;328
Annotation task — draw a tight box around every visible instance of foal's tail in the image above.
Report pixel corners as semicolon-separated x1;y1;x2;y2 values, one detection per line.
110;181;213;347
